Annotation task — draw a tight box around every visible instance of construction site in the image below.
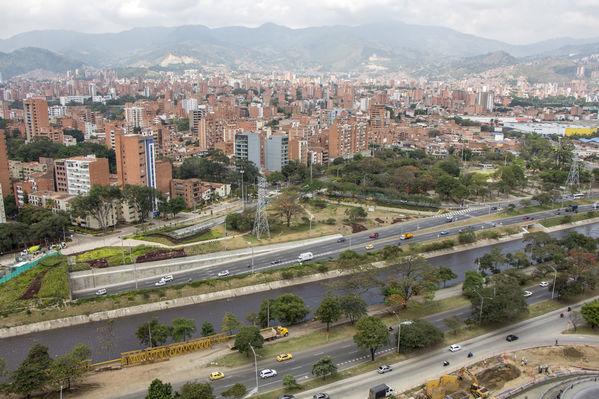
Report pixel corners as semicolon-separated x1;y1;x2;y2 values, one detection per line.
396;345;599;399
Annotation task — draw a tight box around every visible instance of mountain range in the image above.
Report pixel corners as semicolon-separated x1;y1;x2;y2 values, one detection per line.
0;21;597;81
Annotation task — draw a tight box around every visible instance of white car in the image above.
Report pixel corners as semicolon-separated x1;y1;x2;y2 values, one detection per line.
162;275;174;282
95;288;107;296
539;281;549;287
155;280;166;287
523;290;533;297
218;270;230;277
260;369;277;379
378;365;393;374
449;344;462;352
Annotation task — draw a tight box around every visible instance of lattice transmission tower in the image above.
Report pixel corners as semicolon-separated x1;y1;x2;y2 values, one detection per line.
252;177;270;240
566;155;580;192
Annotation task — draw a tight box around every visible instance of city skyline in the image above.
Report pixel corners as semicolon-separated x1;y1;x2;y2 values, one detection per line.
1;0;599;45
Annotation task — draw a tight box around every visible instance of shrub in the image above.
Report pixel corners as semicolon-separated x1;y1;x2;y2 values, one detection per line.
325;218;336;225
282;270;294;280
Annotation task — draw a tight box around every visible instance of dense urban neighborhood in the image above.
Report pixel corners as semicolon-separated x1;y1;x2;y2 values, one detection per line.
1;11;599;399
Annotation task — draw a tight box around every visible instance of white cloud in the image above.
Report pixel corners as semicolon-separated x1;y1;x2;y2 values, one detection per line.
1;0;598;44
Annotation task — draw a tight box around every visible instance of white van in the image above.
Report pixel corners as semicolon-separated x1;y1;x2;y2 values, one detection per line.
298;252;313;262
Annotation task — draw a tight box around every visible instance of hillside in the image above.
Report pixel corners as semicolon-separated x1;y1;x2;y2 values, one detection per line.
0;47;84;80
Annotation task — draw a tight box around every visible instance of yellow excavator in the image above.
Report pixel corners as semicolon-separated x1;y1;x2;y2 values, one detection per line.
425;374;459;399
458;367;490;398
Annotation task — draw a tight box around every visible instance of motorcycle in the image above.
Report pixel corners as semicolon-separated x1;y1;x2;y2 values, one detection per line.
443;361;450;366
467;352;473;358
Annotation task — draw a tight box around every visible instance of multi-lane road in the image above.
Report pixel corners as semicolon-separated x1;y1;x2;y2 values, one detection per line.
75;201;597;298
1;219;598;375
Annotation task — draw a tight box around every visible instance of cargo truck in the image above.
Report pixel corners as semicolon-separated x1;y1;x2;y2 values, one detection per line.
368;384;394;399
259;326;289;341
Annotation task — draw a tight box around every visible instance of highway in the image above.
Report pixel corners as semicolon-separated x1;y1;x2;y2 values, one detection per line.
74;200;597;298
294;300;599;399
1;215;598;372
118;286;584;399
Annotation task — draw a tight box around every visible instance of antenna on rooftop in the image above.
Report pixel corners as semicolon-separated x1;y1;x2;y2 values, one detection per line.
252;177;270;240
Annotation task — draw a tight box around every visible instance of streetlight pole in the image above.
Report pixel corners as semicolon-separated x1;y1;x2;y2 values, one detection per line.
474;290;484;323
247;242;254;273
249;343;259;394
240;170;245;210
392;311;401;354
549;265;557;299
120;236;125;265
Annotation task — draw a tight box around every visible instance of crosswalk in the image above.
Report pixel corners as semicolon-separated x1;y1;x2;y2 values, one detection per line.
434;207;485;219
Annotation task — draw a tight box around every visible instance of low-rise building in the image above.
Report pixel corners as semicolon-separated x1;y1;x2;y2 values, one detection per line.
170;178;231;208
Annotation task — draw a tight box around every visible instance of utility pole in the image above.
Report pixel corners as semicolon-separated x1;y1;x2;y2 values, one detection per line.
249;344;259;394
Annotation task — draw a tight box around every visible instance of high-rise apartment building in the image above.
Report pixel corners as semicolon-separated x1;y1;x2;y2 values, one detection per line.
115;134;157;189
54;155;110;195
369;104;386;128
24;98;50;141
264;134;289;172
0;132;11;197
235;132;261;169
124;106;144;128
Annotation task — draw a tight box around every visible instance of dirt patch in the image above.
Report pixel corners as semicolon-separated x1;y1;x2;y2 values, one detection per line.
346;223;367;233
476;363;521;390
88;258;109;268
19;270;49;300
562;346;584;359
146;228;210;244
375;218;385;224
136;249;186;263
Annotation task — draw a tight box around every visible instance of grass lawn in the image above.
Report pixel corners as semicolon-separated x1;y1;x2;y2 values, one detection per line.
73;245;158;270
540;211;598;228
0;255;70;317
563;326;599;335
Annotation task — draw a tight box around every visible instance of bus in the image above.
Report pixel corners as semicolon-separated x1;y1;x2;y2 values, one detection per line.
573;193;585;199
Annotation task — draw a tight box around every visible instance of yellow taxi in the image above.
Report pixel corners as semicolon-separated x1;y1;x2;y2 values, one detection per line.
209;371;225;381
365;243;374;250
276;353;293;362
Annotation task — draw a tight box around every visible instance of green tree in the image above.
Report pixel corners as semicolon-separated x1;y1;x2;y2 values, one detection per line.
245;312;259;326
9;343;52;398
172;318;196;342
266;171;286;184
532;192;552;206
315;296;341;331
136;317;172;347
311;355;338;380
382;255;440;311
234;326;264;357
48;344;91;390
462;270;484;297
70;185;121;233
123;184;160;223
458;227;476;244
282;374;301;391
345;206;368;221
470;276;528;324
581;301;599;328
145;379;173;399
221;312;242;335
438;266;458;288
201;321;215;337
475;247;506;274
3;195;18;219
435;175;459;199
524;232;563;263
353;316;389;361
221;383;247;398
272;191;305;227
160;196;187;218
339;293;368;325
180;382;215;399
505;251;531;269
271;293;310;325
399;320;444;351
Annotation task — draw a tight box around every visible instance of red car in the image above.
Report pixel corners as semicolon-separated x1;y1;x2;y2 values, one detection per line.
523;216;531;220
369;233;379;239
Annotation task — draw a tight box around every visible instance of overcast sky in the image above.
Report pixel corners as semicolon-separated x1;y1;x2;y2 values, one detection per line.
1;0;598;44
